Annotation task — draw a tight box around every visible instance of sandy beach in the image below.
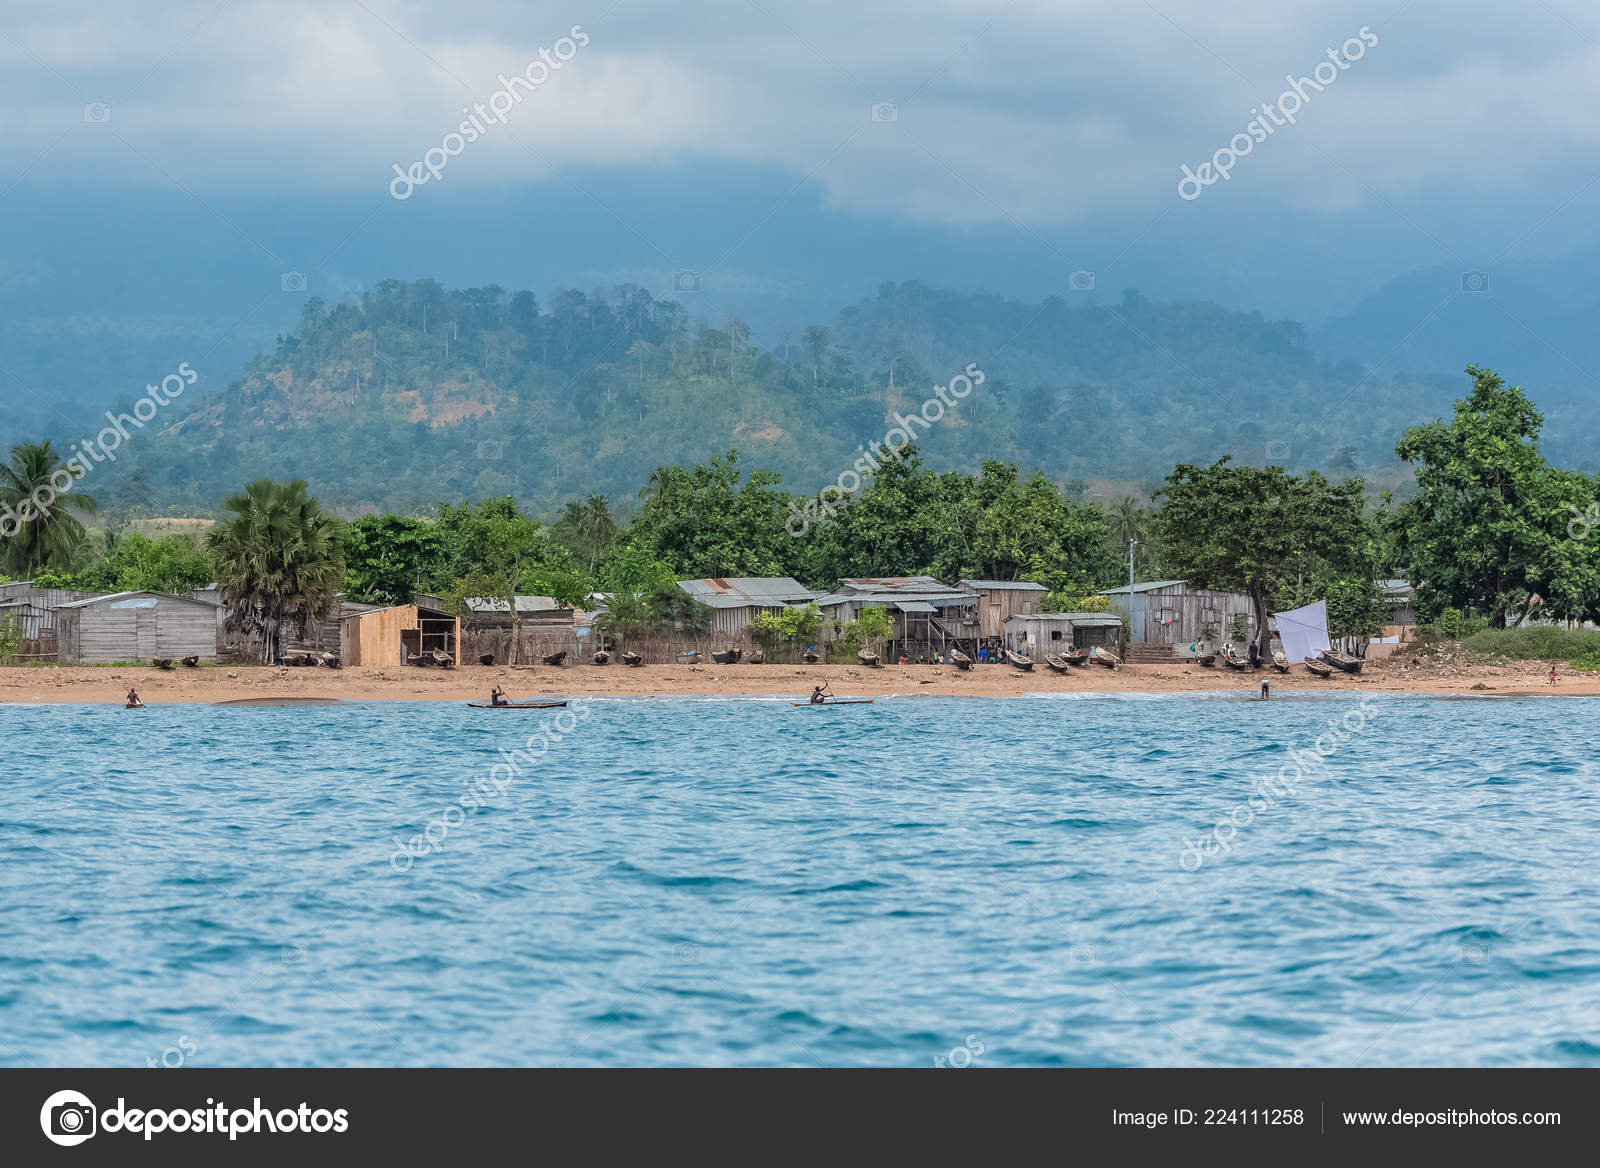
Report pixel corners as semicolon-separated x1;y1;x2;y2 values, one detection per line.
0;651;1589;703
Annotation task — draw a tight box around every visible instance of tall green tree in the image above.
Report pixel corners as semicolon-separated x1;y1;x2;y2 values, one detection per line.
206;479;345;663
0;441;97;577
1389;366;1598;627
1152;457;1372;656
344;514;447;605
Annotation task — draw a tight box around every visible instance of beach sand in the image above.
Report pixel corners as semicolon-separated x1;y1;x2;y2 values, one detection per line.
0;653;1588;703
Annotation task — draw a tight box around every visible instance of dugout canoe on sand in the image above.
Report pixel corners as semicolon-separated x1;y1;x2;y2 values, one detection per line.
1045;654;1071;672
950;649;972;670
1005;650;1034;671
1304;658;1334;677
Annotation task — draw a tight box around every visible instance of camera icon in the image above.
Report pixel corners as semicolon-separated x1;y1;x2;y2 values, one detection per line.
674;943;701;963
476;439;504;460
673;270;701;293
871;102;898;123
281;943;308;964
280;271;308;293
1462;943;1488;964
1068;270;1096;292
1265;440;1291;461
41;1090;97;1146
1461;270;1489;293
83;102;111;123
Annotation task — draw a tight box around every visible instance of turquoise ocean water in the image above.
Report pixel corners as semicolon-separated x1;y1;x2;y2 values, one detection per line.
2;692;1597;1067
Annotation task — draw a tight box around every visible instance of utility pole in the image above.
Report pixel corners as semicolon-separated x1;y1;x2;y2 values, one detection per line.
1128;539;1137;593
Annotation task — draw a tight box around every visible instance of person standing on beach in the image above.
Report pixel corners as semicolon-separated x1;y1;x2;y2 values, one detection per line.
1549;666;1557;686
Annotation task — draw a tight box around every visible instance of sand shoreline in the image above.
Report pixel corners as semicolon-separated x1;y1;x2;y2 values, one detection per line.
0;658;1589;703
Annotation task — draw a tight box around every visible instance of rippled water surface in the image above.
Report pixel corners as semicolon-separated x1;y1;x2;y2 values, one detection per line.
3;692;1598;1067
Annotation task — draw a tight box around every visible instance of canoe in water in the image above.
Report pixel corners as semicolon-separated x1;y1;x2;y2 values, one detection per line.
789;698;875;706
466;700;570;709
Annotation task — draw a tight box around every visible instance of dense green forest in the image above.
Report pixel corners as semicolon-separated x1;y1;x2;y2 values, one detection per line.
59;279;1458;518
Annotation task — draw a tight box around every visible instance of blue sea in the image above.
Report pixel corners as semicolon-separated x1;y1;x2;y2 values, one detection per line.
3;692;1598;1067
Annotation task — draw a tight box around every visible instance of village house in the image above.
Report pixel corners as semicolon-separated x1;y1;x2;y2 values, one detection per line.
340;603;462;667
1003;611;1124;658
462;595;578;662
53;591;220;665
675;577;820;640
1100;580;1256;646
816;577;980;660
960;579;1049;639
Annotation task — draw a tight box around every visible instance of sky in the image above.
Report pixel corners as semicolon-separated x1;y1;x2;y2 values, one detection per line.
2;0;1599;411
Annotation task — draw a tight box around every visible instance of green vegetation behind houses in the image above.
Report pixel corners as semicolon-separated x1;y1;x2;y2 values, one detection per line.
1460;627;1600;670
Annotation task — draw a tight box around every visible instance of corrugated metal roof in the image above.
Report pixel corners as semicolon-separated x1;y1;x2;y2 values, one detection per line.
465;595;562;613
54;590;219;610
836;576;950;593
959;579;1047;591
1101;580;1188;595
676;577;818;609
895;600;936;613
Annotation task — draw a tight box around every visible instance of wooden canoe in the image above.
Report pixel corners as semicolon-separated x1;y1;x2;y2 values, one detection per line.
542;650;567;666
950;649;972;670
745;649;764;664
802;651;820;664
1045;654;1071;672
622;651;643;666
180;655;200;668
711;648;742;664
125;701;146;709
858;650;880;666
154;658;175;670
1063;647;1089;666
478;654;495;666
1321;650;1363;674
1005;650;1034;670
1196;652;1216;667
1090;646;1119;668
1222;648;1251;669
1305;658;1334;677
466;700;570;709
592;651;610;665
1271;650;1289;672
789;698;875;706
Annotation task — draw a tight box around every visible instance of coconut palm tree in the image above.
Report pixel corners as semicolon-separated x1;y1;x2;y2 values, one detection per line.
206;479;344;663
0;441;96;577
575;493;616;571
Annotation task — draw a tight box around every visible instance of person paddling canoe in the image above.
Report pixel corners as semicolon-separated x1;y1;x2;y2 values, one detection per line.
126;687;145;709
490;685;508;707
809;683;833;705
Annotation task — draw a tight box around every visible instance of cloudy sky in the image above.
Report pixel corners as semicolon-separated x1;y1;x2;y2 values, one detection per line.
2;0;1598;350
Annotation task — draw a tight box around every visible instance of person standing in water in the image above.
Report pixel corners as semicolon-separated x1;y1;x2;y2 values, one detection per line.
1259;677;1270;700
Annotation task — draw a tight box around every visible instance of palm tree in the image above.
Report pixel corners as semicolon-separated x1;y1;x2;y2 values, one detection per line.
575;493;616;572
0;441;96;577
206;479;344;663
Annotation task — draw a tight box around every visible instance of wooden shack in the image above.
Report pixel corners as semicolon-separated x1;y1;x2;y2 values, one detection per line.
816;577;980;660
1101;580;1255;645
339;603;461;667
961;579;1048;638
1003;612;1123;655
54;591;220;664
674;577;819;639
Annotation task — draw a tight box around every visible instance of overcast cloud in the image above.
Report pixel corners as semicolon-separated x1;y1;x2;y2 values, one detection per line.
3;0;1597;225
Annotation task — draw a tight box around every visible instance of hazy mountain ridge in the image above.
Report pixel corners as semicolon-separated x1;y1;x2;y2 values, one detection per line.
3;278;1518;517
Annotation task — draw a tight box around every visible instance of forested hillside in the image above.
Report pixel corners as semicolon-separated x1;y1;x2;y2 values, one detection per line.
69;279;1461;517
